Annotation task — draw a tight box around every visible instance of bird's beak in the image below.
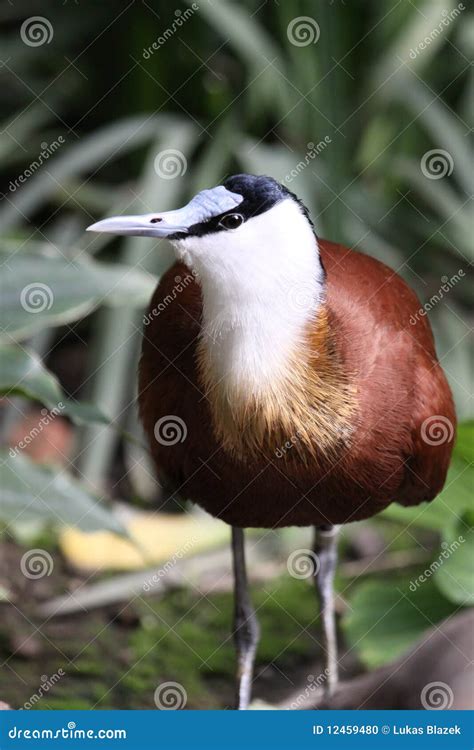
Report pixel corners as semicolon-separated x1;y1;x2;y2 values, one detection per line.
86;186;244;239
86;208;193;239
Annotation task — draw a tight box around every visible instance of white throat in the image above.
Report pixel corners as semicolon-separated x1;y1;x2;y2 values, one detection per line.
174;198;324;396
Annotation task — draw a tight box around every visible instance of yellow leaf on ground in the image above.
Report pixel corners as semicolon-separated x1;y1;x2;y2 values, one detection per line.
59;512;228;571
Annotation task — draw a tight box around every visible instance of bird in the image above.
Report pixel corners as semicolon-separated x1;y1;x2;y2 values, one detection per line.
87;173;456;710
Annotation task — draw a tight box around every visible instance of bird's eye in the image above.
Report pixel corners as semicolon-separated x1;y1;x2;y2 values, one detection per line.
219;213;244;230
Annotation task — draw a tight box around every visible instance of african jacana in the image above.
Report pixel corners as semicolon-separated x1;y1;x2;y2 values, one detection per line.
87;174;456;709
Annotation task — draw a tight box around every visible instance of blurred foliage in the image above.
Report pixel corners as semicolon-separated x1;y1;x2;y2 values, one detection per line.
343;579;456;669
0;0;472;680
344;422;474;667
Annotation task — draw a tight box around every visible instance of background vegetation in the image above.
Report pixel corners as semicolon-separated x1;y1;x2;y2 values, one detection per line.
0;0;472;709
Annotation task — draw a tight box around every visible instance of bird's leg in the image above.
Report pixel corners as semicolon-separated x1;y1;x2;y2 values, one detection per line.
231;526;260;710
313;524;340;697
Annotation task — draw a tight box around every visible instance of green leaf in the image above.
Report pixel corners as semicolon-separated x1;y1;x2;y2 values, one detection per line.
77;122;197;488
0;247;157;341
392;157;472;258
0;115;167;231
398;81;473;197
455;421;474;464
190;0;288;116
0;344;108;425
374;0;459;86
431;310;472;418
343;578;456;668
381;457;473;531
0;451;125;534
0;104;53;168
435;525;474;605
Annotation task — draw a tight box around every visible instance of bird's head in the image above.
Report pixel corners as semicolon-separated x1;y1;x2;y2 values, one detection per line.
88;174;326;416
87;174;317;286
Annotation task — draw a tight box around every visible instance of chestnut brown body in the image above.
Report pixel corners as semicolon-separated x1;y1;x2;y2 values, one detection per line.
138;239;456;528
